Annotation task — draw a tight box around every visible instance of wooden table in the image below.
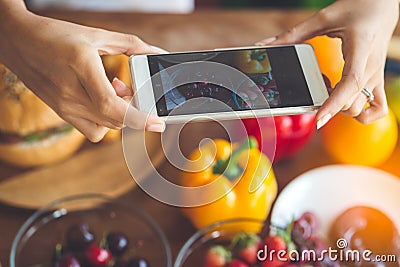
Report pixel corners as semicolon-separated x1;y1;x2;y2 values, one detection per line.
0;8;399;266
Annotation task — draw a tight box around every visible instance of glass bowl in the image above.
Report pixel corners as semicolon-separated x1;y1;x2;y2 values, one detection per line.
174;218;268;267
10;193;172;267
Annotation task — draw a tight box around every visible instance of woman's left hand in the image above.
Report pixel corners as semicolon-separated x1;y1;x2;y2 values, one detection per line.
257;0;400;128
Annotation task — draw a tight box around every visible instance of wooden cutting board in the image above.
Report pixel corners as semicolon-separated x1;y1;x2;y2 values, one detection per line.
0;131;164;209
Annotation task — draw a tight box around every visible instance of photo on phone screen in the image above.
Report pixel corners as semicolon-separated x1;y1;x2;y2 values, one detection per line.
147;47;314;116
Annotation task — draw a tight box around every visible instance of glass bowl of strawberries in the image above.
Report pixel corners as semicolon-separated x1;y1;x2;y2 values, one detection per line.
174;214;337;267
10;193;172;267
174;218;268;267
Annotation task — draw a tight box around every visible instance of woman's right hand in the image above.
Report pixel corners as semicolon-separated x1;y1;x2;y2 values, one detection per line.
0;4;165;142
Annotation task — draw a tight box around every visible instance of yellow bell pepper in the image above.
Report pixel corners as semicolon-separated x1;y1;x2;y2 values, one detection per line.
236;49;272;74
181;137;278;230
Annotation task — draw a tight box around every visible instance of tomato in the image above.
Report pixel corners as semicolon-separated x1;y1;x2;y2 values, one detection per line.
242;114;316;162
321;110;398;166
306;36;344;87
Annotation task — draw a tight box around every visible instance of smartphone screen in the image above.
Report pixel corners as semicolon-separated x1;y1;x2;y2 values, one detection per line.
148;47;313;116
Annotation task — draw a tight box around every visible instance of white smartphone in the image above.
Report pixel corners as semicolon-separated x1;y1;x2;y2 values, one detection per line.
129;44;329;123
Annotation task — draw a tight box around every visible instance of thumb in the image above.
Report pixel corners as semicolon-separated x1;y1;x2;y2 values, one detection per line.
98;31;167;56
257;12;330;45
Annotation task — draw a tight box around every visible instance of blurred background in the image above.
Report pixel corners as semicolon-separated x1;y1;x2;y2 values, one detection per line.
1;2;400;267
24;0;335;13
196;0;334;9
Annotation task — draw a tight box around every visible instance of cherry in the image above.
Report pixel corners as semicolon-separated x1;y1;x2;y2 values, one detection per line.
291;219;313;245
315;256;341;267
106;231;129;255
66;223;95;249
125;257;150;267
55;253;81;267
84;243;112;267
298;211;318;232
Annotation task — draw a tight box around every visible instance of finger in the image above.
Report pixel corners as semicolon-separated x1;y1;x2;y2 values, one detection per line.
112;77;133;97
96;31;167;56
74;53;128;128
342;92;368;117
29;63;122;132
356;81;388;124
322;73;333;92
124;103;165;132
257;11;332;45
75;55;165;132
70;117;109;143
149;45;168;54
316;37;371;129
112;78;165;131
342;70;380;117
61;99;123;130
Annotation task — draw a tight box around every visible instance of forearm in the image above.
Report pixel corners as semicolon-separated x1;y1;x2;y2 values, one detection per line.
0;0;38;65
0;0;26;10
0;0;29;26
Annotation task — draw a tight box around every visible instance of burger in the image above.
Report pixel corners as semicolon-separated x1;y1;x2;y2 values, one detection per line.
0;64;86;167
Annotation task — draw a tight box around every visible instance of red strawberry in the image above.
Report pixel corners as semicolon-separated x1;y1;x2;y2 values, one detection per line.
259;236;289;267
232;232;261;264
84;243;112;267
227;259;249;267
238;245;259;265
264;236;287;252
260;260;285;267
203;245;231;267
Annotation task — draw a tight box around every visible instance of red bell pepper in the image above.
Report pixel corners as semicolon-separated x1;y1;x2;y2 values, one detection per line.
242;114;316;161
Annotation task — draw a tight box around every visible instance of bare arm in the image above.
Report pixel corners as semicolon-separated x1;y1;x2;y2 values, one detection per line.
0;0;165;142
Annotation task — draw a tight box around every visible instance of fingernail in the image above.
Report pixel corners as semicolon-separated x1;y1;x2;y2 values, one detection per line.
147;122;166;132
256;36;277;45
112;77;119;82
316;114;332;130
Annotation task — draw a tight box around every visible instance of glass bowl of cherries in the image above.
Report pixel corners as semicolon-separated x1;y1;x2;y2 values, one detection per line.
10;193;172;267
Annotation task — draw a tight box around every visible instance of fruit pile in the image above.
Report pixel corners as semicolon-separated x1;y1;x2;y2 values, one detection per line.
53;222;149;267
306;35;400;171
202;212;338;267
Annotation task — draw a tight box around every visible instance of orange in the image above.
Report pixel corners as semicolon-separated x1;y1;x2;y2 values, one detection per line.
321;110;398;166
379;143;400;178
386;76;400;124
306;36;344;87
102;54;131;86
